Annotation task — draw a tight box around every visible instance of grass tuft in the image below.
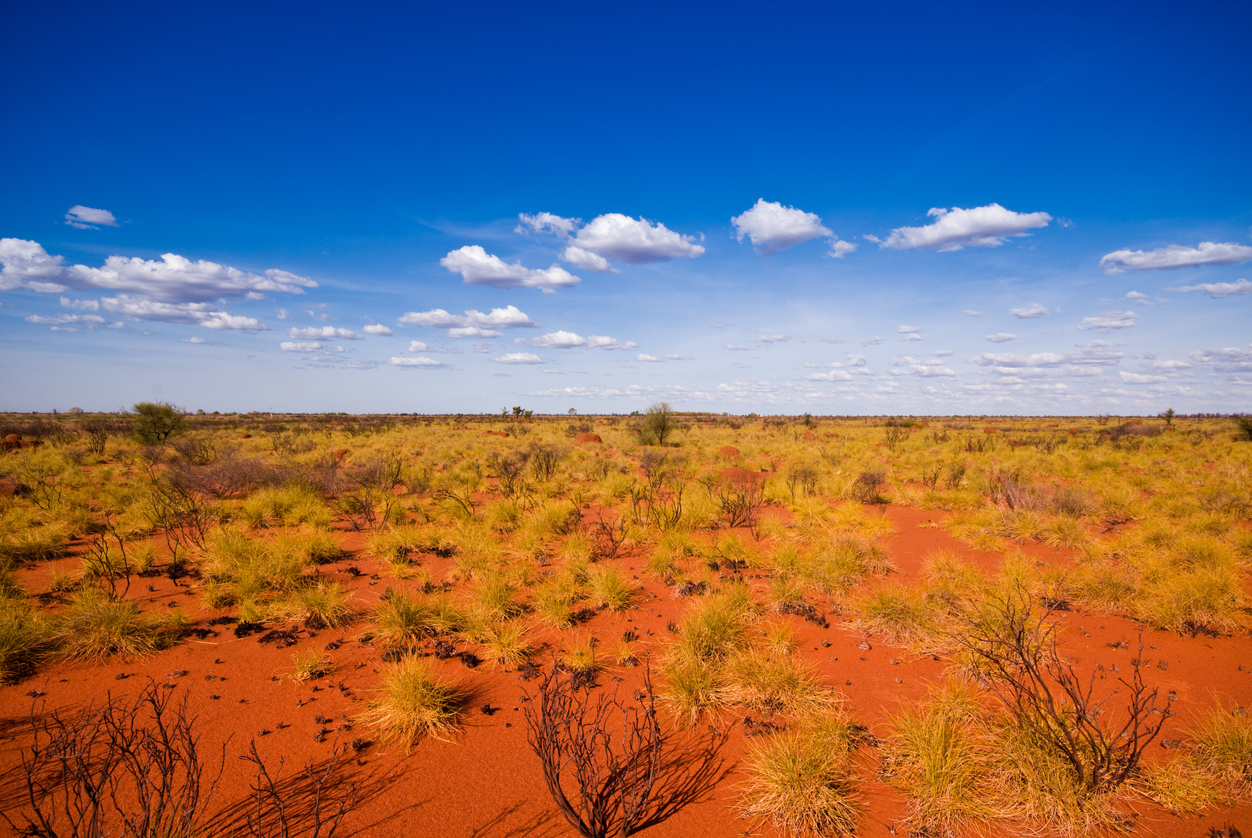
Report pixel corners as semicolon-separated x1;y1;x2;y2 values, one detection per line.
364;657;465;747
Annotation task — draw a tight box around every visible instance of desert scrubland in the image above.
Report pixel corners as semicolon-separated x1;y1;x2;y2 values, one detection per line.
0;407;1250;838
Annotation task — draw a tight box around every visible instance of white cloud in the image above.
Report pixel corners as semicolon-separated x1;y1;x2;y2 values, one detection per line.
26;313;106;326
567;214;704;265
1080;310;1138;332
390;356;445;368
559;245;617;273
201;312;267;331
1010;303;1049;319
877;203;1051;251
963;310;984;317
399;305;537;332
64;205;119;229
363;323;394;336
664;354;692;360
182;336;207;344
759;335;788;344
807;369;853;381
99;295;268;330
636;353;663;362
286;326;362;340
1168;278;1252;298
847;354;867;366
861;336;883;346
60;296;98;310
586;335;636;350
440;245;580;292
448;326;502;339
893;355;956;376
898;325;922;341
516;212;579;237
731;199;833;255
829;240;857;258
492;352;543;365
932;350;953;356
1119;371;1167;384
281;341;345;354
725;344;748;351
533;330;587;349
407;340;430;352
1100;242;1252;273
971;344;1124;373
987;332;1018;343
1187;345;1252;374
0;238;67;287
275;308;290;320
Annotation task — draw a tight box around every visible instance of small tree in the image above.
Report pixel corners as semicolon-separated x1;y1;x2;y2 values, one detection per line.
1159;407;1176;427
131;401;186;445
641;402;675;446
1234;414;1252;441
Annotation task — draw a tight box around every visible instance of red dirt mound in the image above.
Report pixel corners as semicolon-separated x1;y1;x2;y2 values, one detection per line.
576;432;602;444
716;445;740;460
719;465;766;484
484;430;509;437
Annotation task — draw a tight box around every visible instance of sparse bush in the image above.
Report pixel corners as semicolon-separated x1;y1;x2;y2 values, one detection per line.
130;401;186;445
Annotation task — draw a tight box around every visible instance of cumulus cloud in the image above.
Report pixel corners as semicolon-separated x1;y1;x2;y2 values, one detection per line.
99;295;268;331
971;344;1124;373
390;356;445;368
860;336;883;346
876;203;1051;251
587;335;635;350
440;245;580;292
64;205;119;229
1187;345;1252;374
725;344;748;351
60;297;99;311
731;199;834;255
0;239;315;303
533;330;587;349
665;354;692;360
636;353;663;362
448;326;502;339
806;369;853;381
363;323;394;336
492;352;543;365
182;336;207;344
987;332;1018;343
1080;310;1138;332
1010;303;1049;319
829;240;857;258
892;355;955;376
286;326;362;340
398;305;537;333
560;246;616;273
567;214;704;265
898;325;922;341
516;212;579;237
1100;242;1252;273
759;335;788;344
407;340;430;352
1168;278;1252;298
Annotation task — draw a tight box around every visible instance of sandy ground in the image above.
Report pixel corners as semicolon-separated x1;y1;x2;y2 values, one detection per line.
1;499;1249;838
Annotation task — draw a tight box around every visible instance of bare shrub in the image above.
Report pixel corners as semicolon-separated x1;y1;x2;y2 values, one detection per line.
523;661;728;838
6;681;358;838
955;584;1169;795
850;470;886;505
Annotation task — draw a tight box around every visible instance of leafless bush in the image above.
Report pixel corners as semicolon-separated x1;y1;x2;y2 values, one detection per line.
592;514;629;559
528;442;567;482
850;470;886;504
172;436;218;466
78;418;120;456
6;682;359;838
955;584;1170;794
487;450;530;498
523;661;728;838
784;463;820;501
716;479;765;531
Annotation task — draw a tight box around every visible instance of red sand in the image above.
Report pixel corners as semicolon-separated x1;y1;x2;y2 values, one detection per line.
2;501;1250;837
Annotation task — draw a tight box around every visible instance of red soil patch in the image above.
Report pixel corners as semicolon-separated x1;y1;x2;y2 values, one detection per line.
718;465;766;485
716;445;741;460
575;432;602;444
2;506;1250;837
483;430;509;437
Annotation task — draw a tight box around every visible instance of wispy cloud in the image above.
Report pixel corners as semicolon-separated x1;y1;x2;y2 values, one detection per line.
64;205;119;229
1167;278;1252;298
1100;242;1252;273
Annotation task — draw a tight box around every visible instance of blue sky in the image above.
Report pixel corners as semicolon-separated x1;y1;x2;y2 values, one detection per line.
2;1;1249;415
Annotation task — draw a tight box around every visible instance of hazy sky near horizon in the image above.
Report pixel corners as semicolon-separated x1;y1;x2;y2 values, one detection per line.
2;1;1250;415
